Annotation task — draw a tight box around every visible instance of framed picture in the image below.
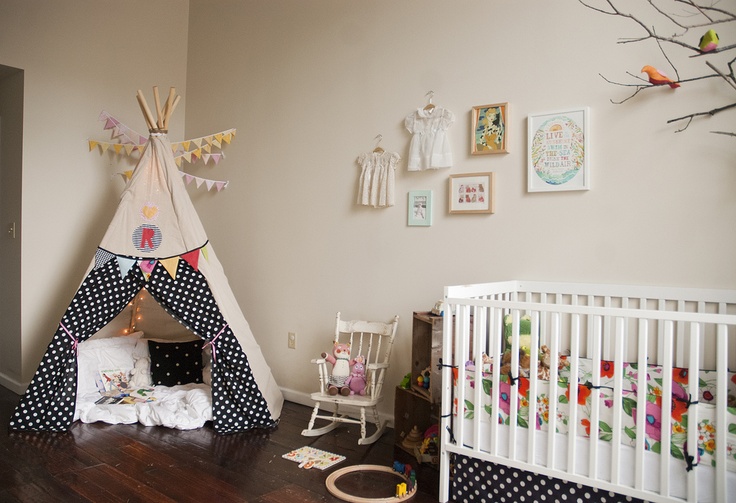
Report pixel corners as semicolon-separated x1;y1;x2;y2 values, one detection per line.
408;190;432;226
449;172;495;214
471;102;509;155
528;107;590;192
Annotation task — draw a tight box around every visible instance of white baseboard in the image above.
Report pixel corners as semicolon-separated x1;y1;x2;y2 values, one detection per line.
279;387;394;428
0;372;27;395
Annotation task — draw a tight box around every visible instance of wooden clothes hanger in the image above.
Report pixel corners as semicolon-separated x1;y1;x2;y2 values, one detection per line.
373;134;384;153
423;90;435;113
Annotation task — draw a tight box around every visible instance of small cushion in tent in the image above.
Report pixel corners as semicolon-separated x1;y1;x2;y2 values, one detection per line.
149;340;204;386
77;332;144;396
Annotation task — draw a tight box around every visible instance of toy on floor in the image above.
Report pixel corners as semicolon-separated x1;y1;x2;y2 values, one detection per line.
325;464;417;502
321;342;355;396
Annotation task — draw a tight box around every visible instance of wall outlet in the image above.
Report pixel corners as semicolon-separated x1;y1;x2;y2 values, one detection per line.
288;331;297;349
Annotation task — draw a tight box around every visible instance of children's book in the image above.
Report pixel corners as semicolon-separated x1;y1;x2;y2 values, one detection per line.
99;369;130;393
95;395;123;405
282;446;345;470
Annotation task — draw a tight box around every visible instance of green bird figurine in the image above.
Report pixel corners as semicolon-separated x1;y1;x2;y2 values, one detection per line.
699;29;719;52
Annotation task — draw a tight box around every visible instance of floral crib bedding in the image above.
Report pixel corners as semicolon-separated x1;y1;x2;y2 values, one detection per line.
454;355;736;471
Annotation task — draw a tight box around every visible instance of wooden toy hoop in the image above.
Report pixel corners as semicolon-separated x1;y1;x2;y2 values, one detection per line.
325;464;417;503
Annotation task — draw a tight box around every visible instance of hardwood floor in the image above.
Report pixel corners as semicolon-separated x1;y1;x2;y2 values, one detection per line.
0;386;439;502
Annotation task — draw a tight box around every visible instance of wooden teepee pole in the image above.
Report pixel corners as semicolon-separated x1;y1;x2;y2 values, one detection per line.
136;86;180;133
136;89;157;132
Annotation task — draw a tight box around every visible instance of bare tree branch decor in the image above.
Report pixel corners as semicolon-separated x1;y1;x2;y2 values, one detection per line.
579;0;736;134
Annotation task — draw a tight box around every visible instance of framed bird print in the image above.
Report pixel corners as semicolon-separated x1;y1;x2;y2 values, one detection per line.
449;172;495;214
471;103;509;154
527;107;590;192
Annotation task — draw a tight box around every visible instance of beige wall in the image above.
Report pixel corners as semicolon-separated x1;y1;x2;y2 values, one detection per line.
1;0;734;423
184;0;736;416
0;0;189;389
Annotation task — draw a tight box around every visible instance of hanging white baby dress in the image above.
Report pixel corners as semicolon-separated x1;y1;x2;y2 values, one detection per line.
356;150;400;207
405;106;455;171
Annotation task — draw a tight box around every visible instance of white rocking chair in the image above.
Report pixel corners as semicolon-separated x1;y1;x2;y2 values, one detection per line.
301;312;399;445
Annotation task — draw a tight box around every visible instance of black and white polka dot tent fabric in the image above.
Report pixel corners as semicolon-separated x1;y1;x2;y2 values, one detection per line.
10;248;275;434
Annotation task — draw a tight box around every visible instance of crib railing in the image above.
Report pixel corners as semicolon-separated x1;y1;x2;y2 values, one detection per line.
440;281;736;503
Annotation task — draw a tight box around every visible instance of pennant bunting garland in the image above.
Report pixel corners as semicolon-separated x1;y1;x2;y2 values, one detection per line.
91;111;235;193
179;171;229;192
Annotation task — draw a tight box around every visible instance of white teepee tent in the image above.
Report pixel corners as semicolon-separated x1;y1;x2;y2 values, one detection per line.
10;88;283;433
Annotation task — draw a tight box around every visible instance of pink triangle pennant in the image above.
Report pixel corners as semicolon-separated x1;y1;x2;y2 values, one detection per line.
215;181;227;192
184;174;195;185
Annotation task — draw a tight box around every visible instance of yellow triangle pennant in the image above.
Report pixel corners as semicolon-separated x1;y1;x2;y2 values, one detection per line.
182;140;190;151
193;138;202;148
171;143;179;153
113;144;124;154
123;170;133;180
215;133;224;143
222;132;232;144
192;148;202;159
204;135;214;146
160;257;180;279
203;144;211;153
100;142;110;154
212;139;221;149
201;245;209;262
88;140;99;152
175;157;182;167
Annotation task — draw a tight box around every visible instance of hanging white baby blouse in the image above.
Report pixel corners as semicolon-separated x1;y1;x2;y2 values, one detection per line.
357;150;400;208
405;107;454;171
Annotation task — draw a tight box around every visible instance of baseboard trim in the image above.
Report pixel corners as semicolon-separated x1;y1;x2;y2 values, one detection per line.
279;387;394;428
0;372;27;395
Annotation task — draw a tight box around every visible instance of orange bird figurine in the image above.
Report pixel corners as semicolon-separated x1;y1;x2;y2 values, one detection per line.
641;66;680;88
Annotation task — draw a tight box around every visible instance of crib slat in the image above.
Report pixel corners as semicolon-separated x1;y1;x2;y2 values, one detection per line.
567;313;580;475
546;312;561;471
508;310;520;461
660;320;674;499
610;317;625;486
489;306;502;457
527;310;540;467
715;323;728;503
686;321;700;503
588;315;602;482
634;317;648;492
471;305;485;453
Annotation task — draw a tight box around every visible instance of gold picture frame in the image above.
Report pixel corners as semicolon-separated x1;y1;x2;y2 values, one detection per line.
471;103;509;155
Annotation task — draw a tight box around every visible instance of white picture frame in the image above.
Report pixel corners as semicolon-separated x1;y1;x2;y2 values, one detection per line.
528;107;590;192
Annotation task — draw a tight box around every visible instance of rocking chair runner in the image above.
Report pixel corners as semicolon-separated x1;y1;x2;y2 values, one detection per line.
302;312;399;445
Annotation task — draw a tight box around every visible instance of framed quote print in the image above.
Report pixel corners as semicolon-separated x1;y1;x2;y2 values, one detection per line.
528;107;589;192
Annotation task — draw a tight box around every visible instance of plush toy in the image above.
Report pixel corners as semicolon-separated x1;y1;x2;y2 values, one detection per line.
129;357;152;388
321;342;354;396
499;344;552;380
345;356;367;395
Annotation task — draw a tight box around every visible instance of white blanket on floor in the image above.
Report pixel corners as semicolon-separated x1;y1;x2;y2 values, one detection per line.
74;383;213;430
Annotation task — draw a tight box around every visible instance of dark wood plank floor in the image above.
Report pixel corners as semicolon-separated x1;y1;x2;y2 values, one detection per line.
0;386;439;502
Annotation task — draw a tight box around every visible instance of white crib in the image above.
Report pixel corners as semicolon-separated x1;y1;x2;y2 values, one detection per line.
439;281;736;503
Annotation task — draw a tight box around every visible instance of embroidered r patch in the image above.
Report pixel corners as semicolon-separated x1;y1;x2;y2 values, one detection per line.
132;224;162;252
